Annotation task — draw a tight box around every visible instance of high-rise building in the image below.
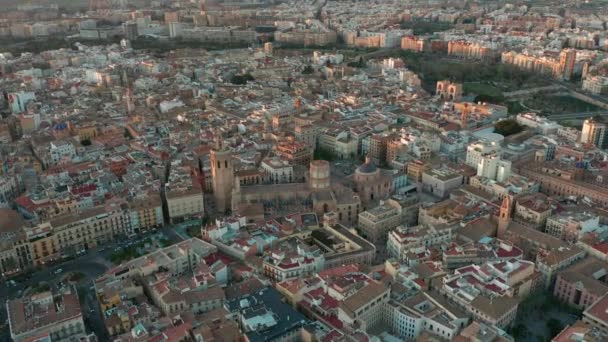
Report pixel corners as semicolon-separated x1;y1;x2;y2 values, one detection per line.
559;49;576;80
122;21;138;40
580;118;607;149
210;132;234;214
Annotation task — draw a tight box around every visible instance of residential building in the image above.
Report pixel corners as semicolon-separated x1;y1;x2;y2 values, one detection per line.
225;287;309;342
554;257;608;310
442;238;523;270
165;188;204;223
358;199;402;244
7;286;85;342
422;167;464;199
386;291;469;340
466;141;500;168
512;192;552;230
442;259;538;328
583;294;608;338
581;118;607;149
263;239;325;282
387;224;452;262
545;211;600;242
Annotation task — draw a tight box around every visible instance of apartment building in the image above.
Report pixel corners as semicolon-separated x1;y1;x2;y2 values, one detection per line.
336;280;390;332
358;199;402;244
7;286;86;342
128;194;164;233
422;167;464;199
442;238;523;270
545;211;600;242
386;291;469;340
441;260;534;328
261;157;294;184
274;138;313;166
165;188;204;224
49;202;131;255
513;193;552;230
583;294;608;338
554;257;608;310
465;141;500;168
387;224;452;262
263;238;325;282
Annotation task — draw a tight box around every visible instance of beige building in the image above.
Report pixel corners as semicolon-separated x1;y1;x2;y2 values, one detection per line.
358;199;403;244
581;118;607;149
50;203;131;254
422;167;464;199
7;286;85;342
128;194;164;232
387;224;452;261
513;193;552;229
166;188;204;223
337;280;390;332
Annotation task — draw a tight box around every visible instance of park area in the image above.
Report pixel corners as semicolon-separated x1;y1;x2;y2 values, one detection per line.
508;292;581;341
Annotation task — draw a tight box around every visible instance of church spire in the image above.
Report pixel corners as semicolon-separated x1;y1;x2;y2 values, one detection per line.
497;195;513;238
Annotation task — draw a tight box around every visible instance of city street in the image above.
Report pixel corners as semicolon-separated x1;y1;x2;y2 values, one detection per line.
0;252;110;340
0;225;186;340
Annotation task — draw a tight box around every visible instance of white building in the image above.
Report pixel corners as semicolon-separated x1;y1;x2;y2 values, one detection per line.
582;76;608;95
8;92;36;113
516;112;561;134
49;140;76;165
477;154;511;182
261;157;293;184
386;291;469;340
159;99;185;113
465;141;500;168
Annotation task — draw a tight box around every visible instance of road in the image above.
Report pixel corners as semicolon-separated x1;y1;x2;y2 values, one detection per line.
0;225;187;339
0;252;110;340
547;111;608;121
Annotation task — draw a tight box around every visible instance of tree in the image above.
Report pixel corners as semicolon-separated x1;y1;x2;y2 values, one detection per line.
494;119;524;136
347;57;366;68
547;318;563;338
124;128;133;139
314;147;336;161
302;65;315;75
230;73;254;85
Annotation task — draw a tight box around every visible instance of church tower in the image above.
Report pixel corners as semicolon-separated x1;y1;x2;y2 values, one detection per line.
497;195;513;238
210;130;234;214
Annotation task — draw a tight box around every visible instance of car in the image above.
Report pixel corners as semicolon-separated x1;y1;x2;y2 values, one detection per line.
54;268;63;275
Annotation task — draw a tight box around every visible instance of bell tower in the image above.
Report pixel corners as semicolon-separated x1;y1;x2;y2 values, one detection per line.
210;129;234;214
497;195;513;238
